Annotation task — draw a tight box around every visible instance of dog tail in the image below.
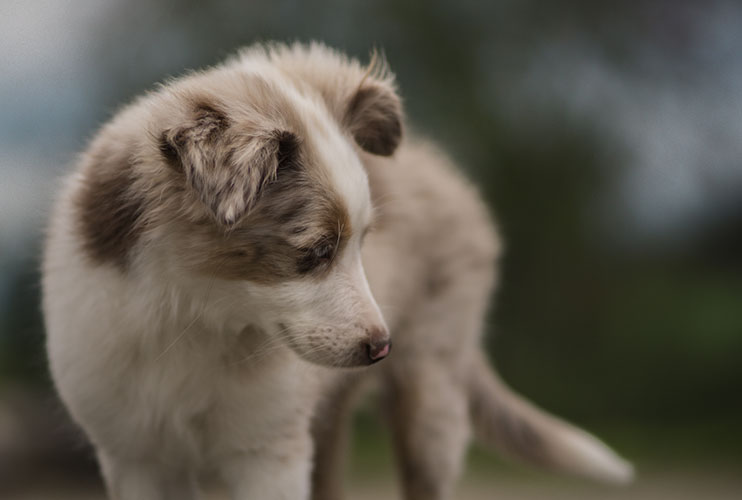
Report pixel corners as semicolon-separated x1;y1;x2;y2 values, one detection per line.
468;351;634;484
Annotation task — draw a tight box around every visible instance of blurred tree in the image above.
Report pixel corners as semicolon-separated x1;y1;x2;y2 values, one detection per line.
2;0;741;461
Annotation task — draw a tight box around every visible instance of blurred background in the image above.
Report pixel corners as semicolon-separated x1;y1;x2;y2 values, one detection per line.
1;0;741;498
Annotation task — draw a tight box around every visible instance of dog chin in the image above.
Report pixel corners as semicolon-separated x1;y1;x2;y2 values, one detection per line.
274;323;374;368
277;337;365;368
289;345;370;369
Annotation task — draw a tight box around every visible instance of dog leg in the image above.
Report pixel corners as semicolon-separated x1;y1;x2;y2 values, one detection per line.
310;374;363;500
386;363;471;500
98;452;199;500
220;439;312;500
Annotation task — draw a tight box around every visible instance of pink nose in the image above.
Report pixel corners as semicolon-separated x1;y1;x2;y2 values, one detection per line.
367;339;391;363
372;343;390;359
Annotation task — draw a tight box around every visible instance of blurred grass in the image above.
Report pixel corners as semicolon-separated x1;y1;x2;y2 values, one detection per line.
3;408;741;499
347;408;742;499
350;407;742;474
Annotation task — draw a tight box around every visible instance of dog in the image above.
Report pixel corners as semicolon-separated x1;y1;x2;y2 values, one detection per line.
42;42;632;500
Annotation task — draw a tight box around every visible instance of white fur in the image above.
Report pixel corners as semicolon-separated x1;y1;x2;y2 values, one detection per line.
42;58;385;499
44;176;322;500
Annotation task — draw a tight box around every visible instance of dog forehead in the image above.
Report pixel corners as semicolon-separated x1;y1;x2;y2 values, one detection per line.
306;115;372;231
233;68;371;232
236;69;362;220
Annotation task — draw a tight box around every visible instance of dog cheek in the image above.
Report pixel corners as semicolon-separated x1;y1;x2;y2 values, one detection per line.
286;328;346;366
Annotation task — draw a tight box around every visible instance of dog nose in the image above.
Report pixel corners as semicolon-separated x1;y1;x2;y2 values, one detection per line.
364;324;390;363
366;325;391;364
367;340;391;363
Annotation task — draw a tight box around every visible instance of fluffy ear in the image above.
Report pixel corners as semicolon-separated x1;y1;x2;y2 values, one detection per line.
344;79;403;156
160;104;298;227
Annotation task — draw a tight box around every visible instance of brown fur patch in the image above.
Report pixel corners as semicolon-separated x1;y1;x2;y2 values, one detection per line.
75;143;144;270
345;84;402;156
162;100;294;228
151;93;354;282
158;102;229;172
176;147;352;284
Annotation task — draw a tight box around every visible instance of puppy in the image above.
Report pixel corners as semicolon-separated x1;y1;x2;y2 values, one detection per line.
42;42;631;500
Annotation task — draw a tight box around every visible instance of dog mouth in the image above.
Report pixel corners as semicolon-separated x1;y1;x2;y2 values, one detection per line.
276;322;390;368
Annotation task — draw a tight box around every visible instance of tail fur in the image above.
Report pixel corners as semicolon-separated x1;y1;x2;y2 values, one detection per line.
468;352;634;484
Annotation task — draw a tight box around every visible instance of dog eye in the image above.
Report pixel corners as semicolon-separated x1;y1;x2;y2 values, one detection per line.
297;240;336;274
312;242;334;261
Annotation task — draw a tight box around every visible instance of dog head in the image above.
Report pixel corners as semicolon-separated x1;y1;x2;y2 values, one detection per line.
75;43;401;367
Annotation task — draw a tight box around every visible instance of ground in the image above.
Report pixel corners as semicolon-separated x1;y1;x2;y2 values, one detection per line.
5;465;742;500
3;410;740;499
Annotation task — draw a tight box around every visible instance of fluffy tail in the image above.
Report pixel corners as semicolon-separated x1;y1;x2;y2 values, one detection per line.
468;352;634;484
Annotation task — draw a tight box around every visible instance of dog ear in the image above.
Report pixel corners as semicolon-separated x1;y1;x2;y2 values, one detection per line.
160;103;298;227
344;79;402;157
